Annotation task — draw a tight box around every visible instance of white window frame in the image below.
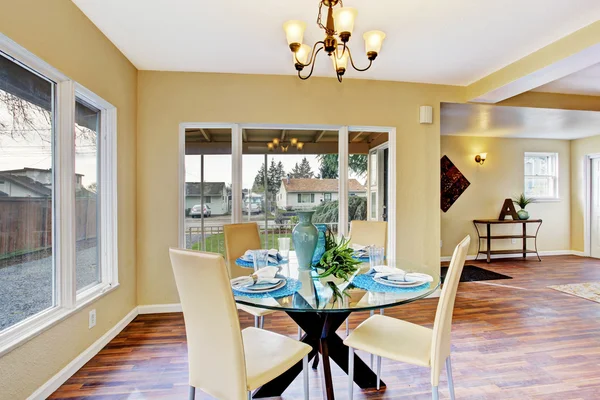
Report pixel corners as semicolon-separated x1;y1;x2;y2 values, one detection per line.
0;34;118;356
524;152;559;201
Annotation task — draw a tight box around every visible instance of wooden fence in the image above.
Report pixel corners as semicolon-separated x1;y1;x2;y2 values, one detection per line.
0;196;97;259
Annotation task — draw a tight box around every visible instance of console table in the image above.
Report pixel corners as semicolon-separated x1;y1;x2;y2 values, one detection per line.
473;219;543;263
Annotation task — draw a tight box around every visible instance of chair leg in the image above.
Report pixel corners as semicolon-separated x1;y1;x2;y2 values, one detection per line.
345;318;349;336
189;386;195;400
254;316;259;328
369;310;375;368
303;355;309;400
259;316;265;329
376;355;382;390
247;391;252;400
348;347;354;399
432;385;439;400
446;356;456;400
298;326;302;340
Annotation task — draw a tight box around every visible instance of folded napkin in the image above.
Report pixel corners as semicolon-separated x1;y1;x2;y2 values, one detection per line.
231;266;281;289
370;265;433;283
241;249;283;265
351;243;371;258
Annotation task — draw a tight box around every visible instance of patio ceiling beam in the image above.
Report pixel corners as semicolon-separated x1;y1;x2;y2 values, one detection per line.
185;141;369;155
242;130;248;142
199;129;212;142
350;131;365;142
313;130;326;143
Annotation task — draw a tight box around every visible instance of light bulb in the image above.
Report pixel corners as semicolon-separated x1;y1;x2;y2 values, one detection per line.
297;142;304;151
291;138;298;146
295;44;311;65
272;138;280;147
283;20;306;47
363;30;386;57
331;51;349;72
333;7;358;39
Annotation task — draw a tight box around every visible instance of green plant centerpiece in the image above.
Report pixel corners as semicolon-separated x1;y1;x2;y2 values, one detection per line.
512;193;535;220
314;228;362;286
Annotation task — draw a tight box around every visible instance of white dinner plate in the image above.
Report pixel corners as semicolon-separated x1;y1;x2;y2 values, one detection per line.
233;279;286;293
374;276;427;288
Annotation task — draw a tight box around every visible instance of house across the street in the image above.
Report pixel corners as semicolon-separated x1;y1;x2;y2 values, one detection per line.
0;168;89;197
276;178;366;210
185;182;229;215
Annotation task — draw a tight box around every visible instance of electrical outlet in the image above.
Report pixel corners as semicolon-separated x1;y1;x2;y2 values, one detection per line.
511;239;517;244
89;309;96;329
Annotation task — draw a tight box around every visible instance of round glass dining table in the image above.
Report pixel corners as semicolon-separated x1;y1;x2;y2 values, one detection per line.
234;252;440;400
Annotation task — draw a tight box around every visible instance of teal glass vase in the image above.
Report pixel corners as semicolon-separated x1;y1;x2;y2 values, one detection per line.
312;224;328;266
292;211;318;270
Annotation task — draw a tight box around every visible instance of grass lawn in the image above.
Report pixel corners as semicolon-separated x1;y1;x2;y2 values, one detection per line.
191;232;293;256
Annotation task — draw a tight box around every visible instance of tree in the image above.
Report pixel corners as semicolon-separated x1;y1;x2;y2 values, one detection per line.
253;159;287;196
312;196;367;223
316;154;368;179
290;157;314;178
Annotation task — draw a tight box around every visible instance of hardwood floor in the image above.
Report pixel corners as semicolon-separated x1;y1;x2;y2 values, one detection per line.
50;256;600;399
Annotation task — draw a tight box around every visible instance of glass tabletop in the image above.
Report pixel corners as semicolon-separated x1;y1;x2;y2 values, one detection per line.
233;252;440;313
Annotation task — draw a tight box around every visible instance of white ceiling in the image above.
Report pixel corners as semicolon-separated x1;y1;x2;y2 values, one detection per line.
532;62;600;96
441;102;600;140
71;0;600;85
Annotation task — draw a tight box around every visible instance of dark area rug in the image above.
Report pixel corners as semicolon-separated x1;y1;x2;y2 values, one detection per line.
441;265;512;283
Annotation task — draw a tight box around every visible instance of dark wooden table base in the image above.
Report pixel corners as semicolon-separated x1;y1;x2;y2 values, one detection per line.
253;311;384;400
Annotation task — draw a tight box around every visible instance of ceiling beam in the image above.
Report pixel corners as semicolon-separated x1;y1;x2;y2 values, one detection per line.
242;130;248;142
466;21;600;103
199;129;212;142
349;131;365;142
313;130;326;143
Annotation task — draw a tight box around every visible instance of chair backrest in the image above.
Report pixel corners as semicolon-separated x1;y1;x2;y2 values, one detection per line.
430;235;470;385
169;248;248;400
224;222;262;278
349;220;388;254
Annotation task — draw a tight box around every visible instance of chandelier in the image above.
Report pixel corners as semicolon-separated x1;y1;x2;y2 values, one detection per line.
283;0;386;82
267;137;304;152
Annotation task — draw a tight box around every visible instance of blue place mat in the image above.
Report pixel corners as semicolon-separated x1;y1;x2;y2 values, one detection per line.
352;256;370;262
233;278;302;299
352;274;430;293
235;257;280;268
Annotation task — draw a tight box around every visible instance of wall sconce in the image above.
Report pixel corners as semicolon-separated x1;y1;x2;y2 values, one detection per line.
475;153;487;165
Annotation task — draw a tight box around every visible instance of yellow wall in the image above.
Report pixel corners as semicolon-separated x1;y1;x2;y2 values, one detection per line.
571;135;600;252
440;136;571;257
0;1;137;399
137;71;463;305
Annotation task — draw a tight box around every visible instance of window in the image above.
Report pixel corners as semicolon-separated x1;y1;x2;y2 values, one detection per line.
324;193;332;202
298;193;313;203
524;152;559;199
205;196;211;204
0;36;118;353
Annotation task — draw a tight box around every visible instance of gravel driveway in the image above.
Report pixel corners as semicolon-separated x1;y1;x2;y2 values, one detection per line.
0;247;98;331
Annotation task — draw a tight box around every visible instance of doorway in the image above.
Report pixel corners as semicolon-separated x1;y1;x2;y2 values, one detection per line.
591;157;600;258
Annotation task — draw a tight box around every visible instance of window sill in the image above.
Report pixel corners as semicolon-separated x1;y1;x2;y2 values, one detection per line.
0;283;119;358
530;198;561;203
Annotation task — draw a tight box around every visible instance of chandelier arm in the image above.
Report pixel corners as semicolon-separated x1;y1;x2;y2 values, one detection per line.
347;48;374;72
295;41;326;67
298;47;324;80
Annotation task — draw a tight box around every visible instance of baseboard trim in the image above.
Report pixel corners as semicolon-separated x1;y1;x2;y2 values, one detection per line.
138;303;182;314
440;250;579;262
28;307;138;400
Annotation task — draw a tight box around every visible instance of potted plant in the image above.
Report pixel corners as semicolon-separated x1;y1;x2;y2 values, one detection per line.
314;228;362;286
512;193;535;220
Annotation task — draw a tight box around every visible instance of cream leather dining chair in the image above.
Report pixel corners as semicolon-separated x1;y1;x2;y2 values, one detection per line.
224;223;276;329
169;248;311;400
344;236;470;400
347;220;389;337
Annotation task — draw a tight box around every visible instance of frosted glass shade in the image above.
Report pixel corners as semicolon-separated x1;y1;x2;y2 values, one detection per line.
295;44;311;64
333;7;358;35
363;30;386;54
331;51;349;71
283;20;306;45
